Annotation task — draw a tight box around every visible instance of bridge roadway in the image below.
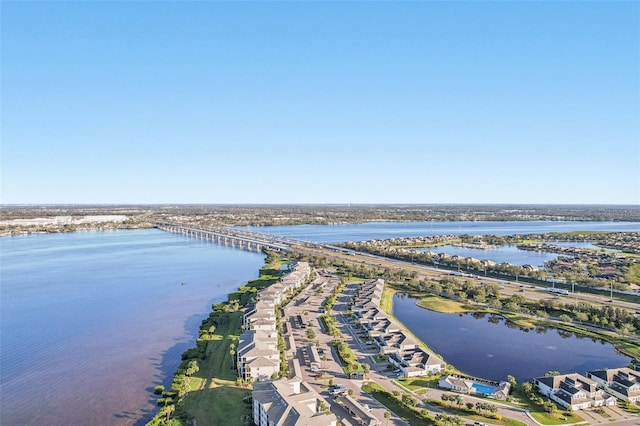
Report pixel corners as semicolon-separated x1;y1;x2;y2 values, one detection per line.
155;222;301;252
156;222;638;311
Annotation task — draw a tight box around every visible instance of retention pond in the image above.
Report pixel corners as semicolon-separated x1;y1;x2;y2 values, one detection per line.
392;293;632;382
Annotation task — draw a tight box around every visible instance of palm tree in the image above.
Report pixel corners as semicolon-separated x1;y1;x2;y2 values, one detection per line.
441;393;450;406
164;404;175;421
455;395;464;408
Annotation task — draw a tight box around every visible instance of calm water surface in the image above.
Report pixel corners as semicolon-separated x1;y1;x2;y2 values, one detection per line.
418;244;558;267
244;221;640;243
0;230;265;426
392;294;632;382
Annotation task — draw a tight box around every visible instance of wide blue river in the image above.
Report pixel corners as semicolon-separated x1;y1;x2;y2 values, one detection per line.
242;220;640;242
0;230;265;426
1;220;639;425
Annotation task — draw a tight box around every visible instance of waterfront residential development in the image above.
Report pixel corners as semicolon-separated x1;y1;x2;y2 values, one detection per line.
534;373;617;410
586;367;640;403
351;278;447;377
238;261;311;381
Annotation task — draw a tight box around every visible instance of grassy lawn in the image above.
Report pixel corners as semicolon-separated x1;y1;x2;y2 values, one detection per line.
380;285;396;315
396;377;440;391
183;386;252;426
372;354;387;363
619;400;640;414
182;311;252;426
529;411;584;425
510;388;584;425
499;312;538;328
416;294;473;313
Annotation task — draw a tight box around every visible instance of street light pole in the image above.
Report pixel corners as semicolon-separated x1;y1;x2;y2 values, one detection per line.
610;281;613;302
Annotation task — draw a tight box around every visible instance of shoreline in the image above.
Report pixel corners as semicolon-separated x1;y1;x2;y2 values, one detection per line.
380;285;467;376
391;286;639;363
144;252;286;426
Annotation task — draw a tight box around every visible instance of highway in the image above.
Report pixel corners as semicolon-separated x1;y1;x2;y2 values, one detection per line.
293;244;640;313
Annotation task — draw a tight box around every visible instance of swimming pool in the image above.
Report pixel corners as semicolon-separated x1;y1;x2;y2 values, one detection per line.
472;383;496;395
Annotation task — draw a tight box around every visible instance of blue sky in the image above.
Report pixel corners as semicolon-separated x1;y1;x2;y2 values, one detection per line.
2;1;639;204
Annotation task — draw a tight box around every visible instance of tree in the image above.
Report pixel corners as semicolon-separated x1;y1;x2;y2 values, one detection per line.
384;411;391;425
441;393;448;405
402;393;417;406
624;264;640;285
465;402;475;411
543;400;557;413
164;404;175;422
317;400;330;414
229;342;236;364
507;375;517;388
455;395;464;408
558;314;572;323
185;360;199;376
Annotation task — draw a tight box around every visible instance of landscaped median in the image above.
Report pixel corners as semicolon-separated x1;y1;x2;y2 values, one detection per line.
362;381;438;426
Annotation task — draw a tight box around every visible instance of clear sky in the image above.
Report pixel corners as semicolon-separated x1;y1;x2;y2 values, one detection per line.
2;1;639;205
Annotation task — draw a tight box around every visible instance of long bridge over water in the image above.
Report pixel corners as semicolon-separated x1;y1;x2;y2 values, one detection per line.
155;222;311;253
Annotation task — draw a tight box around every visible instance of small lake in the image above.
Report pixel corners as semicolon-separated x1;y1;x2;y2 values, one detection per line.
550;241;606;250
392;294;632;382
417;244;558;267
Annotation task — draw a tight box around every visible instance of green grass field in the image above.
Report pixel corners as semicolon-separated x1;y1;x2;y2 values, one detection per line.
416;294;473;313
182;311;252;426
180;257;287;425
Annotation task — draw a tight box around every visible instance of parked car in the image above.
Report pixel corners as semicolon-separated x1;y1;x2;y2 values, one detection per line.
329;385;347;396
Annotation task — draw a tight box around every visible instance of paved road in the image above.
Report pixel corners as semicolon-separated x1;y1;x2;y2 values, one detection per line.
296;246;639;312
284;273;409;425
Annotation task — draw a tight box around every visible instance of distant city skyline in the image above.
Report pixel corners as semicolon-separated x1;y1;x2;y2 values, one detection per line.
2;1;639;205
